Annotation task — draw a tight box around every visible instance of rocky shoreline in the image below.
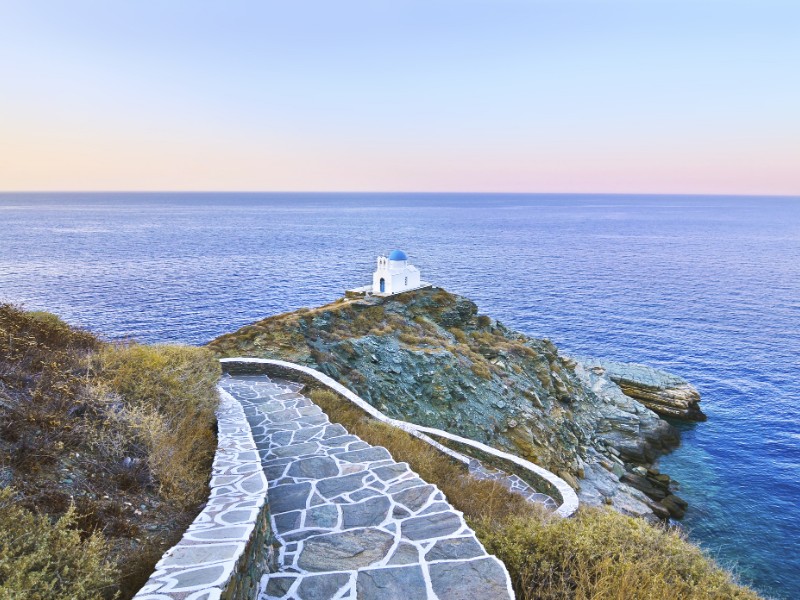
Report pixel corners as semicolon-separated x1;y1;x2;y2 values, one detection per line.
584;359;706;422
208;287;704;522
570;362;689;520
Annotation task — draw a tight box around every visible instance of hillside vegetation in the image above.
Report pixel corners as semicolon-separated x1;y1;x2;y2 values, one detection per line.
310;386;760;600
209;287;683;520
0;305;220;599
208;288;604;474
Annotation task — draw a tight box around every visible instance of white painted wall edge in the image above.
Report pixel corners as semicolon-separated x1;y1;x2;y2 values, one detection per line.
220;357;579;518
134;388;269;599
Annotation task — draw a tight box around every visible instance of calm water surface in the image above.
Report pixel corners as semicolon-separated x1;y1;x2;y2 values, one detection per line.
1;193;798;598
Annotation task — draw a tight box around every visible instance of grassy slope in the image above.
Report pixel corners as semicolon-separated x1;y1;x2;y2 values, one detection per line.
0;305;220;599
309;387;760;600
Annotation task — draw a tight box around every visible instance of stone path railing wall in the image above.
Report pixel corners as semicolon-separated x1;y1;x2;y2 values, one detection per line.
134;388;272;600
220;358;579;518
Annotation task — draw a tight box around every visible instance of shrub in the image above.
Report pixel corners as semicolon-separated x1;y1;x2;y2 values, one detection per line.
1;306;223;598
0;488;118;600
95;344;220;506
476;314;492;328
473;509;760;600
471;361;493;380
448;327;468;344
0;305;98;366
354;305;385;331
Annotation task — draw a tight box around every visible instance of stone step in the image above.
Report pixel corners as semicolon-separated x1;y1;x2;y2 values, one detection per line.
219;374;514;600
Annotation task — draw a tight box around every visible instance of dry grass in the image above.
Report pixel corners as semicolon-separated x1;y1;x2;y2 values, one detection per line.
470;361;493;379
0;304;221;599
308;386;761;600
93;344;220;507
448;327;469;344
473;510;761;600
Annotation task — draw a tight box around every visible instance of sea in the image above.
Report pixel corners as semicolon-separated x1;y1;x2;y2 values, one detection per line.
1;193;798;598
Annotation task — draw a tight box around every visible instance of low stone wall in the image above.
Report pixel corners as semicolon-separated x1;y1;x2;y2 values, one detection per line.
134;388;272;600
220;357;579;518
423;431;563;501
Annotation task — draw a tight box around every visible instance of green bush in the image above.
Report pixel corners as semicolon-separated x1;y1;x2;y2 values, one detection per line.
0;488;118;600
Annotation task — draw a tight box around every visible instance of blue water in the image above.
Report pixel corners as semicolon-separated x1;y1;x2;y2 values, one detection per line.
1;193;798;598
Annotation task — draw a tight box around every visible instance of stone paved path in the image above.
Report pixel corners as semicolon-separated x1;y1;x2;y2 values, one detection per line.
467;460;558;511
219;374;514;600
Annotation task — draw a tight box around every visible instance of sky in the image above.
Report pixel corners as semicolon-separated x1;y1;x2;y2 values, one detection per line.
0;1;798;194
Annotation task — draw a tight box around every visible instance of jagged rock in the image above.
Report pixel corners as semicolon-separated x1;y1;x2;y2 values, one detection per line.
621;472;668;500
645;498;672;520
583;359;705;421
661;494;689;519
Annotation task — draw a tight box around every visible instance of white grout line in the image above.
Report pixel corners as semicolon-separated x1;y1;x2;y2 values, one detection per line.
236;374;517;599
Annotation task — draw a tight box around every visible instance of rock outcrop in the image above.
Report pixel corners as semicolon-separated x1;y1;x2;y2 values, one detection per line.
582;359;705;421
209;287;698;521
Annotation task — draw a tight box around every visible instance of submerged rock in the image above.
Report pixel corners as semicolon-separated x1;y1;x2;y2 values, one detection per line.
209;287;701;521
660;494;689;520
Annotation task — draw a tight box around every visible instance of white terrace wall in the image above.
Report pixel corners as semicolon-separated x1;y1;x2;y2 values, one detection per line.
134;389;273;600
135;356;579;598
220;357;579;518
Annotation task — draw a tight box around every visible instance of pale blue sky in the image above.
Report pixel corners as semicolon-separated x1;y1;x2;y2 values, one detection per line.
1;1;798;193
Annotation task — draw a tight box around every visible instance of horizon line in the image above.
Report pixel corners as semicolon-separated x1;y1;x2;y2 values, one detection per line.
1;190;799;199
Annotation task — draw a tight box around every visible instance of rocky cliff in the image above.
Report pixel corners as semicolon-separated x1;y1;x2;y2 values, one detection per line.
208;287;700;521
581;359;705;421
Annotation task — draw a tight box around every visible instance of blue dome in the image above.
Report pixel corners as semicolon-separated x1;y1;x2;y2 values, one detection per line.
388;249;408;261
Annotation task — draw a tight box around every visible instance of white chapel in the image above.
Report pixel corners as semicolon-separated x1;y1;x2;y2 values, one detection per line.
347;250;429;297
372;250;422;296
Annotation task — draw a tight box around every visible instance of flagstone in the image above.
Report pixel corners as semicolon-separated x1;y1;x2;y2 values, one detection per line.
215;374;515;600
